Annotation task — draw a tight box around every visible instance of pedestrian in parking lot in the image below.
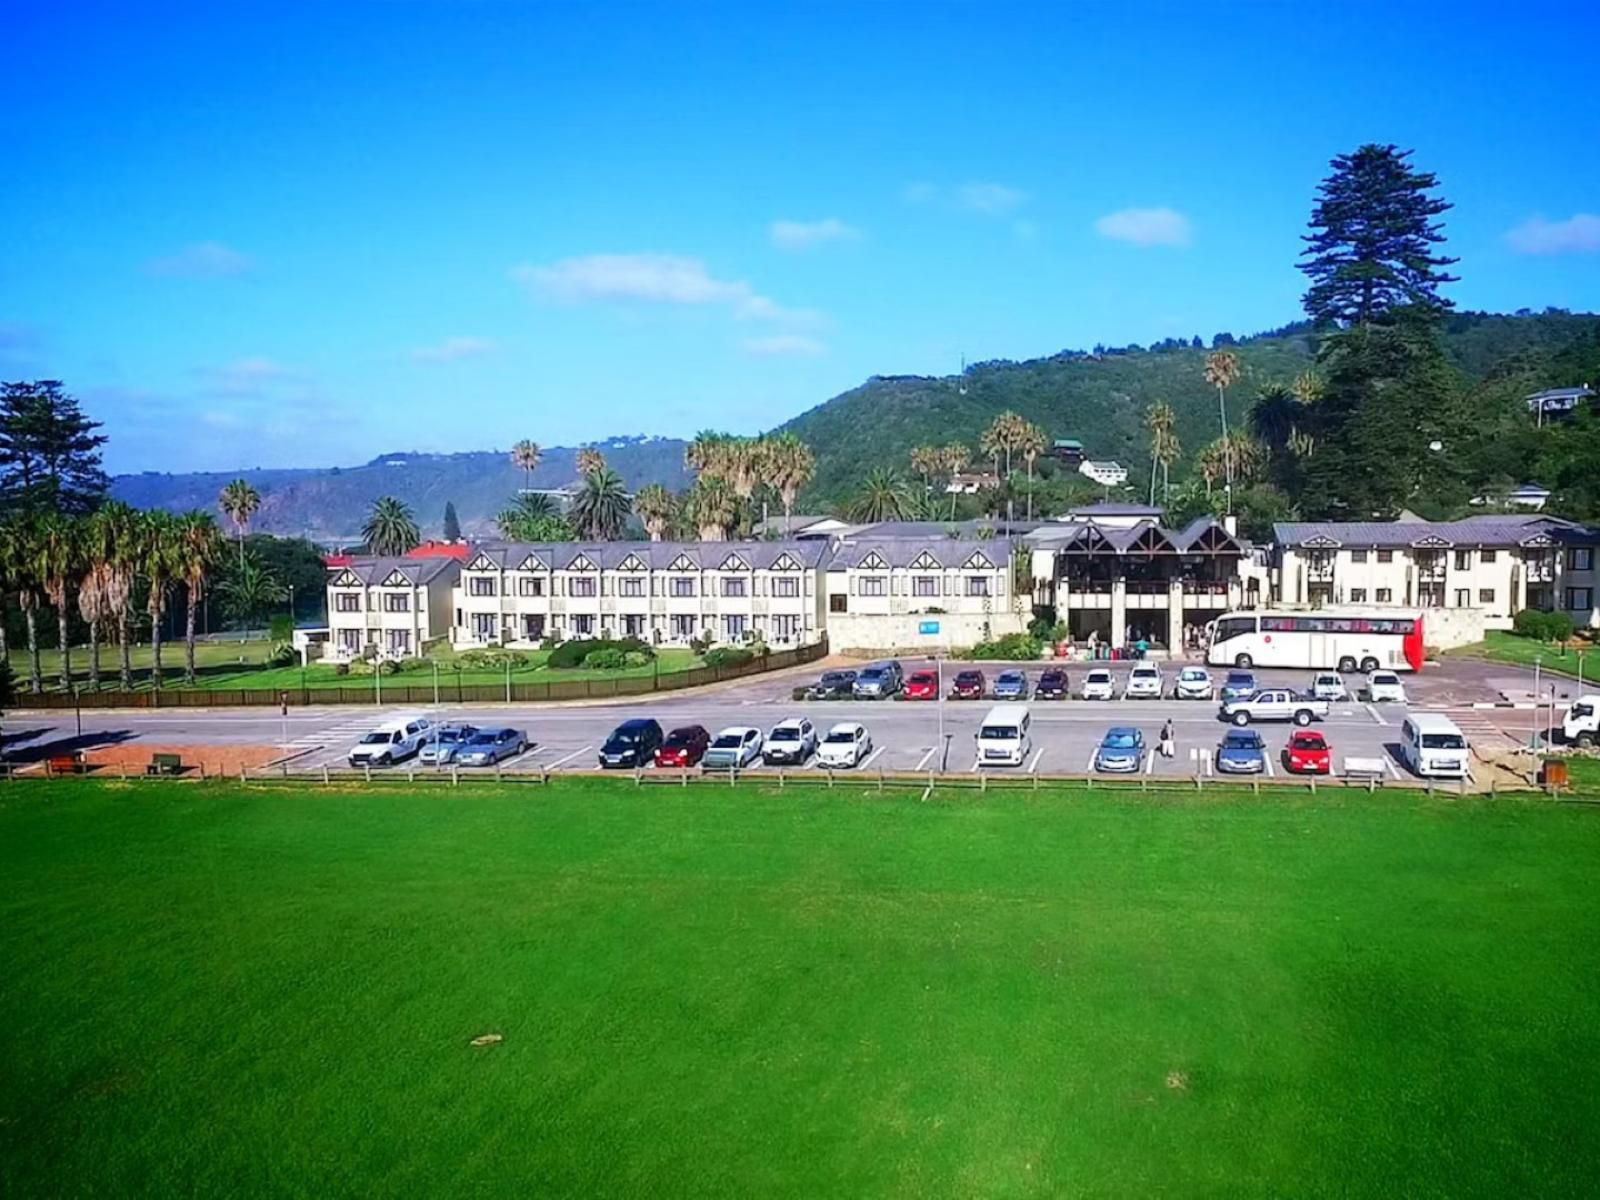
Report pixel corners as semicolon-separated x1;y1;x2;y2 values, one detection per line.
1159;718;1175;759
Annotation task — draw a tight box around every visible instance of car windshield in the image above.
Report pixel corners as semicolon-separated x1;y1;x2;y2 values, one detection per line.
1292;734;1325;749
467;733;495;745
359;732;393;745
1225;733;1262;749
1133;667;1157;677
1042;672;1063;682
1572;703;1595;719
980;726;1019;740
958;673;981;684
1373;674;1399;685
820;673;848;685
1103;731;1139;749
1088;672;1111;684
712;734;743;749
439;728;471;743
1181;669;1206;680
769;727;800;742
910;673;934;684
824;730;857;744
859;669;885;681
1226;673;1253;686
1421;733;1466;749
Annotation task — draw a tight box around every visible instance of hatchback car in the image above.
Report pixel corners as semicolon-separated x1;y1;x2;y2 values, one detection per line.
816;722;873;769
1035;669;1068;700
1367;671;1407;703
702;726;764;770
950;670;986;700
809;670;857;700
1310;672;1348;702
853;661;903;699
1173;666;1214;701
1094;727;1146;772
1123;663;1163;699
417;723;478;766
1285;729;1332;774
992;669;1030;700
597;718;664;769
1215;729;1267;774
456;727;527;767
1081;668;1116;701
1220;671;1259;704
762;717;817;765
654;725;711;768
903;670;939;701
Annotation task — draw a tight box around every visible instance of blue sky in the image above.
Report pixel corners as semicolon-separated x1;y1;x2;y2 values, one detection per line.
2;1;1597;474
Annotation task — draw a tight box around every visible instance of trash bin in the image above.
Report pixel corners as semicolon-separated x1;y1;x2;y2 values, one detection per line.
1541;759;1570;789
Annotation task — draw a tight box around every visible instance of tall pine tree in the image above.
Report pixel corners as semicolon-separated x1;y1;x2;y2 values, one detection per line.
441;500;461;543
1300;144;1458;327
0;380;109;517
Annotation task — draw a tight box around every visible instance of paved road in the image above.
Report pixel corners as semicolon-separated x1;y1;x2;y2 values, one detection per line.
3;656;1564;783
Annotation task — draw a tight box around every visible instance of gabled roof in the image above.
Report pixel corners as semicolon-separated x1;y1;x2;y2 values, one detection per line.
326;556;460;587
1273;515;1600;549
825;538;1013;570
1026;517;1247;555
452;540;831;571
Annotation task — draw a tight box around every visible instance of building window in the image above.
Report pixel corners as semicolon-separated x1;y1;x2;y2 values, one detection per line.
721;577;747;598
521;614;545;640
858;576;887;597
619;577;645;598
1377;550;1393;563
382;593;410;613
384;630;411;655
1568;548;1594;572
471;613;497;640
622;614;644;638
772;577;800;598
1567;588;1593;612
337;628;361;652
572;614;595;636
1454;551;1472;571
569;577;597;598
517;577;545;597
1349;588;1367;603
912;575;939;597
1350;549;1368;564
334;592;361;612
663;615;692;640
1478;588;1495;605
671;577;696;598
723;614;746;641
468;576;497;597
1481;549;1497;564
772;614;800;641
1376;588;1393;603
829;593;847;613
1454;588;1470;607
965;576;991;597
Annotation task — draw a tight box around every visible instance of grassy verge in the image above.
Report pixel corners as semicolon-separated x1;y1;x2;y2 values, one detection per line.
4;778;1599;1195
1448;629;1597;681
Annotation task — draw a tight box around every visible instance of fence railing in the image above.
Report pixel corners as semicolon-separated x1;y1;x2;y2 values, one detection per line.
12;639;830;710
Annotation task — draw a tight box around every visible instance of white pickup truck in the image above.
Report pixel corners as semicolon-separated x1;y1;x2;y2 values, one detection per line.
1561;694;1600;748
1220;689;1330;727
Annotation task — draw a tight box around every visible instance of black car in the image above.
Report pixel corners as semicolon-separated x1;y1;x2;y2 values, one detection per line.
1035;669;1068;699
809;670;857;700
598;718;663;768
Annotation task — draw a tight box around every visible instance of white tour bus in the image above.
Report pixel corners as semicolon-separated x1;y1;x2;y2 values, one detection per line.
1205;609;1424;673
976;704;1032;768
1400;713;1470;778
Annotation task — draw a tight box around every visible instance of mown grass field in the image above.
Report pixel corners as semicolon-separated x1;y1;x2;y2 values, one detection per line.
1451;629;1596;681
3;779;1599;1197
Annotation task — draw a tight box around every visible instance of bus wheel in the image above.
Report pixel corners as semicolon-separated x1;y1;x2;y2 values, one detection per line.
1234;653;1253;669
1360;656;1380;673
1293;709;1313;727
1337;656;1357;674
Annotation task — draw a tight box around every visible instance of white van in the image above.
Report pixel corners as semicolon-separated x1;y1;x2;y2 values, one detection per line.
976;704;1032;767
348;715;434;768
1400;713;1470;779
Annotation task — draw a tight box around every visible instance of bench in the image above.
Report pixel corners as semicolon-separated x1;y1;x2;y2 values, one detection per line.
145;753;186;777
47;753;88;776
1343;756;1389;785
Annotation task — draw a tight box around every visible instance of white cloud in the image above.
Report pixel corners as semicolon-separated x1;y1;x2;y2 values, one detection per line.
1093;207;1193;248
903;181;1029;217
411;335;497;363
769;218;860;251
1506;213;1600;256
742;334;826;357
146;241;253;278
512;253;816;324
198;357;299;397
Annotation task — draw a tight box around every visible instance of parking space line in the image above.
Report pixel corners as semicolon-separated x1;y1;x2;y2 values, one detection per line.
1365;703;1388;726
861;746;884;770
545;746;591;770
1027;747;1043;774
969;756;982;774
1083;747;1099;773
913;746;937;771
1263;755;1275;777
1143;750;1155;775
1385;758;1400;780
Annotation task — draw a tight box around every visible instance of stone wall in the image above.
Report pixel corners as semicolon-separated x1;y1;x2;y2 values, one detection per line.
826;610;1026;655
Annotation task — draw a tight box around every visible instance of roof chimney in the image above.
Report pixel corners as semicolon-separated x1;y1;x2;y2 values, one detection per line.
1223;514;1238;537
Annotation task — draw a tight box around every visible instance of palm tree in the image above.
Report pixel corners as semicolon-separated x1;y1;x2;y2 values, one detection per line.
496;492;556;540
848;468;913;523
218;479;261;568
1017;421;1047;519
174;511;222;685
76;561;108;691
633;483;677;541
570;467;631;540
1198;434;1267;496
765;433;816;529
910;445;942;493
1290;370;1324;406
10;517;42;693
1145;401;1181;507
719;439;762;536
575;447;606;478
0;518;20;673
510;439;542;492
685;474;738;541
139;511;182;689
219;551;288;626
1204;350;1242;501
34;514;80;693
82;501;141;690
362;496;420;557
941;444;970;519
685;430;731;478
1248;383;1302;456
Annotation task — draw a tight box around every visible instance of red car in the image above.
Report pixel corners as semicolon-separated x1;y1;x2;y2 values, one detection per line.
904;670;939;700
950;670;986;700
1285;730;1332;774
655;724;711;768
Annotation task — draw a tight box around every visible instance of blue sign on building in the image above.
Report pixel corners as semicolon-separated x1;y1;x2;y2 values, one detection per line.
919;620;941;636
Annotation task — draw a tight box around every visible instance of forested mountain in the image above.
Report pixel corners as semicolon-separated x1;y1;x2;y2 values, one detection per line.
112;437;692;540
778;309;1600;507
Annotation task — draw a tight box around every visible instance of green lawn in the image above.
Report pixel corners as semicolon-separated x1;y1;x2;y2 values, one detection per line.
5;642;704;693
1450;629;1598;681
4;780;1599;1196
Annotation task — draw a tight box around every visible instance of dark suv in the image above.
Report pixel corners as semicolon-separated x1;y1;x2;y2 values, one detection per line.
950;670;986;700
1035;669;1068;700
598;718;663;768
809;670;857;700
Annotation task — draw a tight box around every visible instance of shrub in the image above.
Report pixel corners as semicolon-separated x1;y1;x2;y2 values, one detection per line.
791;686;810;702
548;638;655;670
961;633;1043;661
540;633;564;651
268;642;297;668
377;659;401;677
622;650;652;668
585;648;628;670
333;662;350;677
269;615;295;643
703;647;754;669
1514;610;1575;642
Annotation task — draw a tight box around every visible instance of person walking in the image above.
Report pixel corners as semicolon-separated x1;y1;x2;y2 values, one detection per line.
1159;718;1176;759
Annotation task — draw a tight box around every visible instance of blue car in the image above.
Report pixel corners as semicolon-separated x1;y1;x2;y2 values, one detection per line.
417;723;477;766
992;669;1029;700
1216;729;1267;774
1220;671;1258;704
1094;727;1146;773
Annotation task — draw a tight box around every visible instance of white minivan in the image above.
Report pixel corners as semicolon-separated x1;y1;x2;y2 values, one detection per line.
976;704;1032;767
1400;713;1470;779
